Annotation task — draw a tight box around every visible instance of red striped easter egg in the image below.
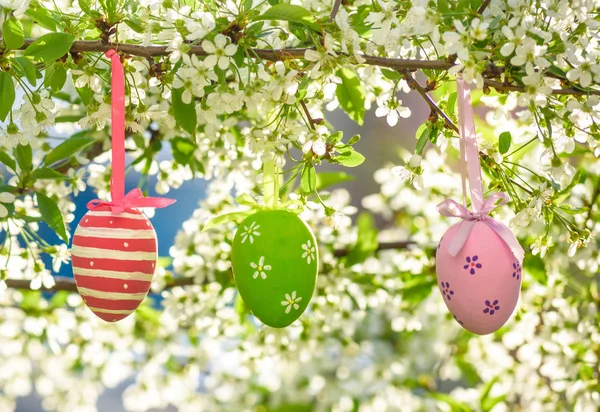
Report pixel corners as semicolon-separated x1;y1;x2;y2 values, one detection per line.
71;206;157;322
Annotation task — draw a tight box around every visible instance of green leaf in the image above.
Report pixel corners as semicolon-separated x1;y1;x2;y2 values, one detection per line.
26;5;58;31
25;33;76;63
482;395;506;412
3;17;24;50
12;57;38;85
49;291;69;307
347;134;361;145
498;131;512;154
157;256;173;268
14;144;32;172
346;213;378;265
78;0;93;14
267;403;313;412
254;4;321;32
326;131;343;145
0;71;15;122
336;68;366;125
429;392;472;412
172;88;197;135
124;17;145;33
76;86;94;105
380;68;402;81
301;163;316;194
21;290;42;310
480;376;506;412
415;124;432;154
315;171;354;190
171;137;197;165
437;0;450;13
402;275;436;306
447;92;457;117
202;211;254;231
558;204;589;215
331;149;365;167
30;168;68;180
45;134;94;166
0;152;16;172
36;191;68;243
44;64;67;93
525;254;548;284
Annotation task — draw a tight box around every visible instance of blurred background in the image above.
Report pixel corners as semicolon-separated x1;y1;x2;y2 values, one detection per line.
15;84;430;411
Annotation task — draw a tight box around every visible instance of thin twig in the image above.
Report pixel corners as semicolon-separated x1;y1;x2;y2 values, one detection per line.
477;0;492;14
329;0;343;22
4;240;416;292
300;100;317;130
484;79;598;96
401;70;459;133
584;179;600;226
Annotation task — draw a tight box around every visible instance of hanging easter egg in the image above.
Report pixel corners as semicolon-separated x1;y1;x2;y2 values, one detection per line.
71;206;157;322
436;220;522;335
231;210;318;328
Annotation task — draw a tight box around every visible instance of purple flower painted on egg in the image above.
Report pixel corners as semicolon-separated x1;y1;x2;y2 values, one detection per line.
512;262;522;280
463;255;482;275
483;299;500;315
440;281;454;301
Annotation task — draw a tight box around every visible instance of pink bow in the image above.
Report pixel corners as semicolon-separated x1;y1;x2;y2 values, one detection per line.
87;50;175;214
87;188;176;214
437;79;524;262
437;194;523;261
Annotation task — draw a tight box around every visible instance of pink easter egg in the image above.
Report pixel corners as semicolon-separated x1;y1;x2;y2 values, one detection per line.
436;220;522;335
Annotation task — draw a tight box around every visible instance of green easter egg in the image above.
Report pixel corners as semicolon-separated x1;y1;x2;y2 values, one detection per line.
232;210;319;328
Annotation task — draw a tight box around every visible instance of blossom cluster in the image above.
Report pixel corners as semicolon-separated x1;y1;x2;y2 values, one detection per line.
0;0;597;411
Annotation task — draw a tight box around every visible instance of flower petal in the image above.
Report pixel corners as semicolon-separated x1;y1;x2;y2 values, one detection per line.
204;55;217;68
224;44;237;56
202;40;216;53
214;34;227;49
0;192;15;203
218;56;230;70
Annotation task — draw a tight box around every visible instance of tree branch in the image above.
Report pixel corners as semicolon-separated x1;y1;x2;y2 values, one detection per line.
12;39;600;96
300;99;318;130
484;79;598;96
329;0;343;22
477;0;492;14
4;240;416;292
401;70;459;133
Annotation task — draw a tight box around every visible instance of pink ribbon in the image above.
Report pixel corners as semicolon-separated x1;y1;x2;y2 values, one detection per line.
436;78;524;262
87;50;175;214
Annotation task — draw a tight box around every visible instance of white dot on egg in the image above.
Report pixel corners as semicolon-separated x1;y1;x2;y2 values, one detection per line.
152;263;155;268
123;283;128;289
110;220;113;224
124;242;129;248
85;219;89;223
90;261;94;267
146;221;150;226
